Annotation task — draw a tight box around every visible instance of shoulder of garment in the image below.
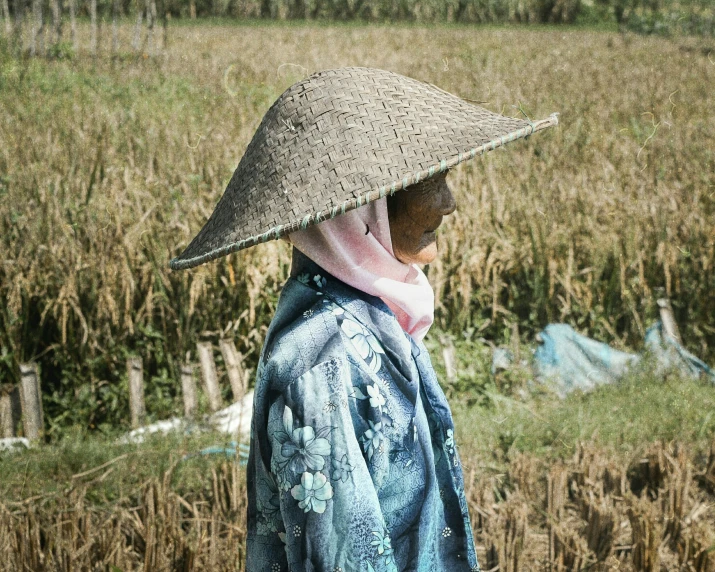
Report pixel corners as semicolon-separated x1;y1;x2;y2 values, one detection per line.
262;274;421;390
260;275;372;393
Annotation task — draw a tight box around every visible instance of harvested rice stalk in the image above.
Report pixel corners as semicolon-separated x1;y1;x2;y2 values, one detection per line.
627;495;664;572
579;492;617;562
552;522;594;571
483;493;529;572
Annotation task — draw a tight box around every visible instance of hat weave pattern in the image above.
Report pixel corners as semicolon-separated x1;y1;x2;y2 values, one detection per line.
171;67;558;270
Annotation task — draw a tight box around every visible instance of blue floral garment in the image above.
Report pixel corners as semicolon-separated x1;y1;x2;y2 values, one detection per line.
246;250;480;572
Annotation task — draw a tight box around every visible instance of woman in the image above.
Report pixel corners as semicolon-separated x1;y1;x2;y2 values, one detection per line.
170;67;557;571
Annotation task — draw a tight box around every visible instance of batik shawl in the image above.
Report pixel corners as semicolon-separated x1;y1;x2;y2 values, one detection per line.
246;251;480;572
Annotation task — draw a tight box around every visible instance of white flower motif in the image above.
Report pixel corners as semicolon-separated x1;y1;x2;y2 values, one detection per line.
324;300;345;316
371;528;394;556
276;406;331;473
271;563;281;572
293;524;302;537
291;471;334;513
331;454;354;483
340;316;385;373
360;420;385;460
442;526;452;538
366;382;386;408
445;428;455;455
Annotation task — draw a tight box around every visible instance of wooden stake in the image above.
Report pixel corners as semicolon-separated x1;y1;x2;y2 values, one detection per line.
657;298;682;344
127;357;145;428
12;0;24;54
30;0;42;56
0;386;21;438
89;0;97;55
197;342;222;412
68;0;76;51
511;322;521;363
50;0;61;47
132;0;143;51
180;364;197;419
147;0;156;56
219;338;246;403
2;0;12;36
439;335;457;383
162;7;168;50
111;0;119;54
19;363;43;441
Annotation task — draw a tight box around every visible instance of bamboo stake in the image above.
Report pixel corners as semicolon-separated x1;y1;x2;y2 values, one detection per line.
511;322;521;363
147;0;156;56
180;364;198;419
0;391;12;437
50;0;61;48
132;0;142;51
111;0;119;55
127;357;145;428
162;3;168;49
68;0;76;52
97;0;105;57
0;386;21;438
197;342;222;412
219;339;246;403
90;0;97;56
2;0;11;37
657;298;682;344
30;0;42;56
439;335;457;383
12;0;23;54
19;363;43;441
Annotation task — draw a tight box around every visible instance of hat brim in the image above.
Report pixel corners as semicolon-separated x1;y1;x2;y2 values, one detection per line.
170;68;558;271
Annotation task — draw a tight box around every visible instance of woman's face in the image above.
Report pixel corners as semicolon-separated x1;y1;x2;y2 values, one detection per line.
386;174;456;265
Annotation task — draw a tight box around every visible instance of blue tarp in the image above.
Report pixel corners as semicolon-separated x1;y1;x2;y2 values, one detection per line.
524;322;715;396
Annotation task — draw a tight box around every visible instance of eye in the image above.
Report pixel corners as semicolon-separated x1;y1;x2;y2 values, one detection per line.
365;224;370;235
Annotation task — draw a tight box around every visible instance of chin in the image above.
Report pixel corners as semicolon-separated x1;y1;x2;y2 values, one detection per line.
413;245;438;265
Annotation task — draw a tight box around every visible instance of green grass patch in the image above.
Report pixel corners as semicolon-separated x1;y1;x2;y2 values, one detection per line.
452;363;715;466
0;426;241;503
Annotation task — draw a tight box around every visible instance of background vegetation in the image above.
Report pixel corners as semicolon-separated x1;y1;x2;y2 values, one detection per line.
4;0;714;32
0;15;713;571
1;22;713;432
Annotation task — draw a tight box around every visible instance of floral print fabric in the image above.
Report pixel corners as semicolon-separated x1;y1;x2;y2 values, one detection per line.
246;250;480;572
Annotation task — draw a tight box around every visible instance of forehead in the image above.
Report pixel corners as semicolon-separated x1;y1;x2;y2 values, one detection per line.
402;173;449;199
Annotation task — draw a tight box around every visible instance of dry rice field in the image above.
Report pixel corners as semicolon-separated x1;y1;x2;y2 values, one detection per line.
0;22;714;570
1;24;713;431
2;440;715;570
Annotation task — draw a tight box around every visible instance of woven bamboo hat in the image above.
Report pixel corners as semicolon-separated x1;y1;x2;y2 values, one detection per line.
170;67;558;271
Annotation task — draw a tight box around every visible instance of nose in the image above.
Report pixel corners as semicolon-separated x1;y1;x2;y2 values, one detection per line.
437;180;457;215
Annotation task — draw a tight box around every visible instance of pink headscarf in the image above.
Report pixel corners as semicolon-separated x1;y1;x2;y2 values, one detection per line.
288;199;435;341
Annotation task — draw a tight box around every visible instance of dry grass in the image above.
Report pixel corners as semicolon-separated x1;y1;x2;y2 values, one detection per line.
1;439;714;570
0;459;247;571
0;23;714;431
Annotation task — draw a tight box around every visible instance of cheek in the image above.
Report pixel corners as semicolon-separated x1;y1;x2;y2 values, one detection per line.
399;223;428;254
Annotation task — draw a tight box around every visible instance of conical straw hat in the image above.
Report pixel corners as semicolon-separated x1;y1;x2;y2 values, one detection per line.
170;67;558;271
